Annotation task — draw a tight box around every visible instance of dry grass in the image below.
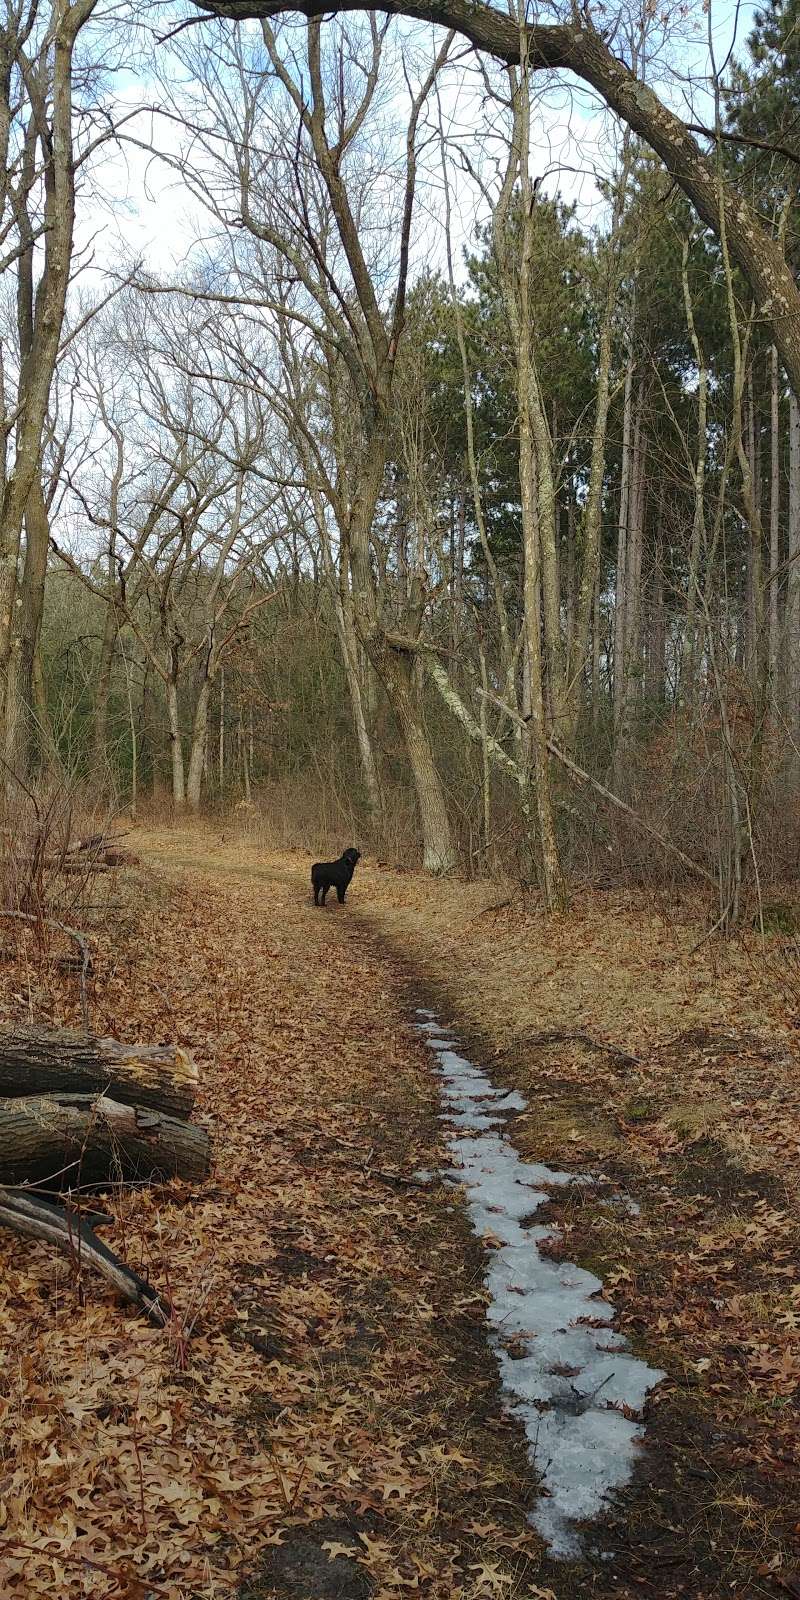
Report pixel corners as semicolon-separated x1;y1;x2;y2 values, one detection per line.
9;813;792;1597
172;815;798;1596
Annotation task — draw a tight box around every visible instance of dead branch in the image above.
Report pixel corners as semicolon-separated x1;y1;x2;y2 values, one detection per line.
545;739;716;889
0;1186;167;1325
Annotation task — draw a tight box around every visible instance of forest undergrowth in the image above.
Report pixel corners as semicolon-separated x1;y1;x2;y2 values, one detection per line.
0;823;797;1599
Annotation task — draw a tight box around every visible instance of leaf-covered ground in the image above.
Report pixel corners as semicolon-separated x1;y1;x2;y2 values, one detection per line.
0;830;550;1600
0;827;797;1599
350;853;800;1598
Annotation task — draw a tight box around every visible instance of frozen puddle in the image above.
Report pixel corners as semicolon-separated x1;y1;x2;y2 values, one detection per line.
414;1008;664;1560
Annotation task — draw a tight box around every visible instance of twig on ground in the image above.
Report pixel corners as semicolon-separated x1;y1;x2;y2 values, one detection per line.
366;1167;435;1188
495;1028;642;1067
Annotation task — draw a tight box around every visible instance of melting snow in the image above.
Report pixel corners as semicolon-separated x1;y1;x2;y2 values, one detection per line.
414;1008;664;1561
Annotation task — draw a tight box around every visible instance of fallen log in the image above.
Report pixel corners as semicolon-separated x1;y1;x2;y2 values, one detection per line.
24;833;139;872
0;1026;197;1119
0;1187;167;1324
53;850;139;873
55;860;112;875
0;1092;210;1185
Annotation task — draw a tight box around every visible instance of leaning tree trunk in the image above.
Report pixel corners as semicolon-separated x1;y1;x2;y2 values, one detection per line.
383;652;455;873
335;587;383;823
0;1092;210;1185
0;1026;197;1118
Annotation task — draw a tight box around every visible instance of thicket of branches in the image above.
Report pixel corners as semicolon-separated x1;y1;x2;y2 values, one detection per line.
3;0;800;924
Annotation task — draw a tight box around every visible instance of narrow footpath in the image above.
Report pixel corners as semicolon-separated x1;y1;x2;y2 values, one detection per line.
0;828;794;1600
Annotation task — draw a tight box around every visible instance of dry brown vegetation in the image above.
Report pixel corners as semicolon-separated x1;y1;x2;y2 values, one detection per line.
0;825;797;1599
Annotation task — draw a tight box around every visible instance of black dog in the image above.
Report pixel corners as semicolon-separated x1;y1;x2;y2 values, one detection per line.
311;847;361;906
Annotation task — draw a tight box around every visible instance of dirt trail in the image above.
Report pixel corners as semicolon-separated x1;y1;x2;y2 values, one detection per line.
0;830;548;1600
0;827;796;1600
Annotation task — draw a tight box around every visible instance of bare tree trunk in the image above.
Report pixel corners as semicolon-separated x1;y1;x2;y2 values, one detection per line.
613;354;635;738
218;666;225;788
526;364;566;733
646;554;665;704
11;476;53;778
745;371;759;677
622;380;646;731
94;599;118;788
186;675;211;811
344;407;456;870
681;235;708;702
440;136;516;706
478;641;491;855
167;679;185;808
335;584;383;822
564;495;576;668
382;650;454;872
592;567;601;730
32;650;48;749
242;706;252;804
788;391;800;736
119;635;138;819
566;147;632;744
515;62;566;909
452;486;465;653
0;2;96;777
769;344;780;682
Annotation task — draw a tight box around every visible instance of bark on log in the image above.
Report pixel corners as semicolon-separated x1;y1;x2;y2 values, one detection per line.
0;1026;197;1119
0;1187;167;1324
0;1092;210;1184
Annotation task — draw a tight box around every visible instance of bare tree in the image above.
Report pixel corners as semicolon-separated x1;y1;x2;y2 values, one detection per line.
0;0;101;777
195;0;800;403
58;293;279;807
166;14;457;867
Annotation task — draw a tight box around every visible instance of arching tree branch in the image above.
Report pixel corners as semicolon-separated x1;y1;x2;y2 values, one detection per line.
190;0;800;398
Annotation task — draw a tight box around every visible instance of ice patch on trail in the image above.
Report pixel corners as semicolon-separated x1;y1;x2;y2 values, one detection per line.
413;1008;664;1562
